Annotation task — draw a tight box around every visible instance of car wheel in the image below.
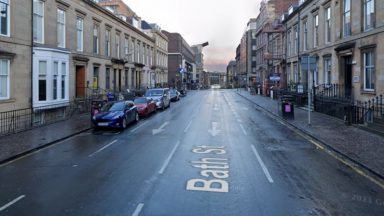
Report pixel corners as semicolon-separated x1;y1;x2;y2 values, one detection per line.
162;104;165;111
135;112;139;122
122;118;127;129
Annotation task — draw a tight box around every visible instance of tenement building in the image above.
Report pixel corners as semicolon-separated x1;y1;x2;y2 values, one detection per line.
283;0;383;102
32;0;155;113
0;0;32;112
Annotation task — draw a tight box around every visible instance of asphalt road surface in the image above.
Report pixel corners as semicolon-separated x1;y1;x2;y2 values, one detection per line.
1;89;384;216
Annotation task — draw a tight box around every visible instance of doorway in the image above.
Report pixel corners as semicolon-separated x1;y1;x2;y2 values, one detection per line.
75;66;85;98
342;56;353;98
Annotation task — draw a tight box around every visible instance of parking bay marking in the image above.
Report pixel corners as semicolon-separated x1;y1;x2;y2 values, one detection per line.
88;140;117;157
0;195;26;212
159;140;181;174
130;121;149;133
251;144;274;183
184;120;193;133
132;203;144;216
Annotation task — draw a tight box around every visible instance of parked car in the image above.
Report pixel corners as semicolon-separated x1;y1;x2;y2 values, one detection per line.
170;89;180;101
134;97;157;117
179;88;187;97
145;88;171;110
92;100;139;130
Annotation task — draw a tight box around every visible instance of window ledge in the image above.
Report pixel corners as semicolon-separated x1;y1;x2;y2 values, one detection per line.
361;90;376;95
0;98;15;103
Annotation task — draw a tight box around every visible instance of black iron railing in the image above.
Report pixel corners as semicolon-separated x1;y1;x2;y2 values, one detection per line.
0;99;92;136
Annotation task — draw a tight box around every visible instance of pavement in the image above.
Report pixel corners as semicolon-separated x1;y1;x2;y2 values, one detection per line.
0;114;92;164
1;89;384;184
235;89;384;182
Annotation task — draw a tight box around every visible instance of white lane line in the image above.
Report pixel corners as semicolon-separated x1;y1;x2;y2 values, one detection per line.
239;124;248;135
132;203;144;216
0;195;26;212
184;120;193;133
130;121;149;133
237;119;242;123
251;145;274;183
159;140;181;174
88;140;117;157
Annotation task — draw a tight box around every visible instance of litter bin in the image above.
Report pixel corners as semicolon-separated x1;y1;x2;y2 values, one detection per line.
280;95;294;119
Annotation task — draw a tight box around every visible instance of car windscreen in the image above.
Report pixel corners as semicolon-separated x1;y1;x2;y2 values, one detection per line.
134;98;147;104
170;89;176;94
101;102;125;112
145;90;163;97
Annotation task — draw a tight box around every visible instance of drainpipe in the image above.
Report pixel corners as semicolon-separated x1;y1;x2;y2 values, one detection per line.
31;0;34;110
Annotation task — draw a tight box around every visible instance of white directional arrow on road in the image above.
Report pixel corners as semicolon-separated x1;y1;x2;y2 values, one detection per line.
152;121;169;135
208;122;221;137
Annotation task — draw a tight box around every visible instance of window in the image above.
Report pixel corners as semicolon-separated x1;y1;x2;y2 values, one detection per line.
76;17;83;51
57;9;65;48
116;33;120;58
303;20;308;51
93;67;99;89
325;7;331;43
363;0;374;31
293;63;298;83
363;51;375;91
38;61;47;101
0;59;9;99
93;25;99;54
124;37;129;56
33;0;44;43
324;58;332;85
314;14;319;47
53;62;58;100
61;62;66;99
294;26;298;54
287;30;291;56
0;0;9;36
343;0;351;37
106;68;110;90
105;29;111;57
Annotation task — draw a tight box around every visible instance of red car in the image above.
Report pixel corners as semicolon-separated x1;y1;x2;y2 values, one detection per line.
134;97;157;117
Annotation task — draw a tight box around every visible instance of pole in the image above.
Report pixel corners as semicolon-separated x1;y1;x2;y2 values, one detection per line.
307;56;311;126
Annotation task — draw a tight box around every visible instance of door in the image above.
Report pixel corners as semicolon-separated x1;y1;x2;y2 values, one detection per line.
343;56;352;98
113;69;117;93
118;69;122;92
76;66;85;98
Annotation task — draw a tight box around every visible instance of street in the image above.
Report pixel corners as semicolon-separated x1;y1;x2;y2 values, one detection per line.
1;89;384;216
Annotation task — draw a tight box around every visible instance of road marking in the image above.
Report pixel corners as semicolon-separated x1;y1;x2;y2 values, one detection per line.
237;119;242;123
88;140;117;157
0;195;25;212
208;122;221;137
184;120;193;133
130;121;149;133
152;121;169;135
239;124;247;135
132;203;144;216
159;140;181;174
251;145;274;183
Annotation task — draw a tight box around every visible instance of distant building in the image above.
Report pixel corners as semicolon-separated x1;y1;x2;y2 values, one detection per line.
141;21;169;87
226;60;237;88
98;0;142;29
162;30;195;90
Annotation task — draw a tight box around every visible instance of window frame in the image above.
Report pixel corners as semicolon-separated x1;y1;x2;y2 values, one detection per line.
57;8;66;48
325;7;331;44
313;14;319;48
303;20;308;51
105;29;111;57
76;17;84;52
0;59;10;100
93;24;99;54
342;0;351;37
363;50;375;91
33;0;44;43
363;0;375;31
0;0;10;37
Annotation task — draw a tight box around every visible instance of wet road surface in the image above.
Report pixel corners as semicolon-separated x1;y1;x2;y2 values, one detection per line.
1;90;384;216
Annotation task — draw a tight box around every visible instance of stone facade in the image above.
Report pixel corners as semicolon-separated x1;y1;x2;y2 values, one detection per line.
283;0;384;102
32;0;155;110
0;0;32;112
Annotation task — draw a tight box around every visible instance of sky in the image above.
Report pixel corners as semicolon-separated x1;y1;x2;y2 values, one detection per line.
124;0;261;72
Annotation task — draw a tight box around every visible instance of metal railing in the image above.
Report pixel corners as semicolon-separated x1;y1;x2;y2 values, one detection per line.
0;99;92;136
